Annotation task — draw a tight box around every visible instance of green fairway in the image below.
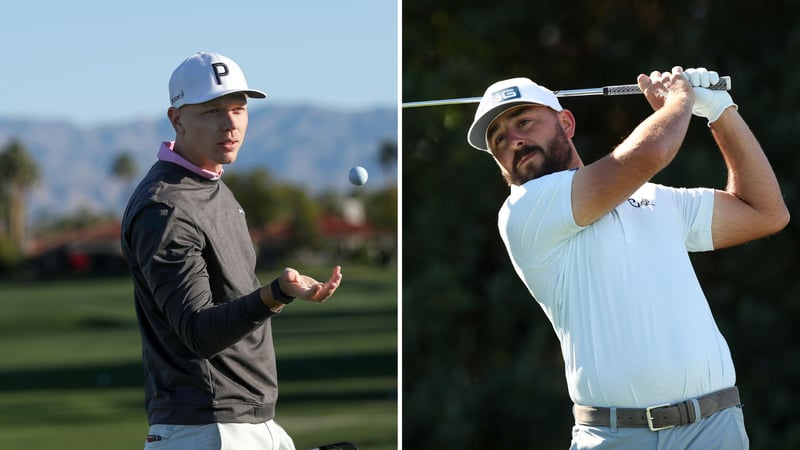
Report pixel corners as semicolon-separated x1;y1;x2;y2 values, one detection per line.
0;264;397;450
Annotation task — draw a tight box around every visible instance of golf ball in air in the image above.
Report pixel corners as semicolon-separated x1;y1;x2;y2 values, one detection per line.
348;166;368;186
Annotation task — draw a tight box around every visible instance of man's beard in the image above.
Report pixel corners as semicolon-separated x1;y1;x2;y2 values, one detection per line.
504;124;573;186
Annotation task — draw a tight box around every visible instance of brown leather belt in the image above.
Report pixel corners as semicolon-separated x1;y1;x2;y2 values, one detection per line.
573;387;741;431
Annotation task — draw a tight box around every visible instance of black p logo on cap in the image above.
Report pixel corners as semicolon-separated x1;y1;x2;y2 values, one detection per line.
212;62;230;85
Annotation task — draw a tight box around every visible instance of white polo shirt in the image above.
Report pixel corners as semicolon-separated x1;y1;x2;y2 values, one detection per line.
498;169;735;408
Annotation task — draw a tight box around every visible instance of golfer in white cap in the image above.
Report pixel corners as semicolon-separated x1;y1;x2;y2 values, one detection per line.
122;52;343;450
469;67;788;449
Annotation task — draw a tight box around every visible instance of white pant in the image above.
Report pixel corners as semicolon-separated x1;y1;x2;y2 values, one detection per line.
144;420;296;450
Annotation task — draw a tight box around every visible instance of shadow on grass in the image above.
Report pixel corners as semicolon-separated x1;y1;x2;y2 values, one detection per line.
279;353;396;381
274;311;396;340
0;353;396;394
0;354;396;429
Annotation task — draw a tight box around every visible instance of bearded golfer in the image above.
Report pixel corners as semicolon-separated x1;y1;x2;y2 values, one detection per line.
467;66;789;449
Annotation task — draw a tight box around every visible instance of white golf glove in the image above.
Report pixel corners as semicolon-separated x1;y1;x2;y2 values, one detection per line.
683;67;737;125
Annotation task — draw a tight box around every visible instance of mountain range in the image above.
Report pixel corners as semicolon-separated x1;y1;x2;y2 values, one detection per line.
0;104;397;223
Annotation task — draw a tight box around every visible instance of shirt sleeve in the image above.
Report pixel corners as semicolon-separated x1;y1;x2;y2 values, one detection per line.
673;187;715;252
131;203;274;359
498;170;584;268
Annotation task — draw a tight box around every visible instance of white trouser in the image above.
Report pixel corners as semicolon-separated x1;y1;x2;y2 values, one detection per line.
144;419;296;450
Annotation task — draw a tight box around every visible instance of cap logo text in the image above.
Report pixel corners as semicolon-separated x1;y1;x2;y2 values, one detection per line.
491;86;521;103
170;90;184;105
212;62;230;85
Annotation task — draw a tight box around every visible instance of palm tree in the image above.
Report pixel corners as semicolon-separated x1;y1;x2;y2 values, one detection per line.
110;151;137;184
0;139;40;250
110;151;138;213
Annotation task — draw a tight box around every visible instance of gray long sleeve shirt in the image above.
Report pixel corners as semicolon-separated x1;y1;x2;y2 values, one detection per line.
121;158;278;425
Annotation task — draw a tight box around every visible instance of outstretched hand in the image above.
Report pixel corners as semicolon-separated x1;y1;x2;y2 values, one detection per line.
280;266;343;303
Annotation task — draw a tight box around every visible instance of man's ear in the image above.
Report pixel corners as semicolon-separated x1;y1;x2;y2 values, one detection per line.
558;109;576;138
167;107;183;135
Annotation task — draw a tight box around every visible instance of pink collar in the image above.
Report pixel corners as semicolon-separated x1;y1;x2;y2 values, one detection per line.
157;141;223;180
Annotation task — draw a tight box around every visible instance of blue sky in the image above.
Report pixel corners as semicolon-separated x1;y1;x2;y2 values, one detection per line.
2;1;398;126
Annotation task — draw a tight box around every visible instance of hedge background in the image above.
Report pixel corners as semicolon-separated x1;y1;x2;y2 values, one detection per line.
402;1;800;448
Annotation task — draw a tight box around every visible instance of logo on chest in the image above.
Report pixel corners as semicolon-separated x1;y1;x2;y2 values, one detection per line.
627;197;655;208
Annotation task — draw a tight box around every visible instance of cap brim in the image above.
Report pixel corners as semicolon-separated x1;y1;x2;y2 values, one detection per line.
467;100;534;151
242;89;267;99
180;89;267;107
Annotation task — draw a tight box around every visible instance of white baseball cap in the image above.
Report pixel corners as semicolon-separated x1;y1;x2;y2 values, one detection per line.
467;77;563;151
168;52;266;109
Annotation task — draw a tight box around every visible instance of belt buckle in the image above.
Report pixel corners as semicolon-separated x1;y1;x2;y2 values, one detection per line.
646;403;674;431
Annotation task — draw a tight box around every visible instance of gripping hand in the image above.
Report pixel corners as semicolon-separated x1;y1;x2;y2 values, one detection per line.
684;67;737;125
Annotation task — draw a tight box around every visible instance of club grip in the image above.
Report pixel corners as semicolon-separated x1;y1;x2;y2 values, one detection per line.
604;75;731;96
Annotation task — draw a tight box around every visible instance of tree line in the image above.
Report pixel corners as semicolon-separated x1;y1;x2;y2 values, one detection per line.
0;139;397;271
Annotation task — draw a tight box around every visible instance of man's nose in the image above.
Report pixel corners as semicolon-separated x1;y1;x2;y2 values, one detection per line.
508;131;526;150
221;111;237;130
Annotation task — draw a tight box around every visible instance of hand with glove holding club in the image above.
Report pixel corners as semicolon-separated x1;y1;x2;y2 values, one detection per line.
683;67;738;125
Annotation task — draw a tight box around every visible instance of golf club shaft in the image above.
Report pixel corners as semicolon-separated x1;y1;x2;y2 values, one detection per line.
401;76;731;108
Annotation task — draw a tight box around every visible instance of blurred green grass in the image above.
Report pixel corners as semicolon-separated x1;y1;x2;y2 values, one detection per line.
0;264;397;450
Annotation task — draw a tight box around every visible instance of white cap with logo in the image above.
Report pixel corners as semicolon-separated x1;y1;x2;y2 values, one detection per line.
467;77;562;152
168;52;266;109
